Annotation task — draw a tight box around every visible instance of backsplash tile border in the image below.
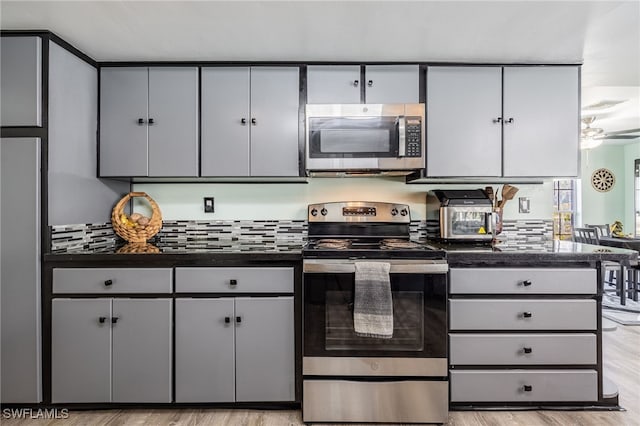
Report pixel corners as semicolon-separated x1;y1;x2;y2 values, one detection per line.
50;219;553;252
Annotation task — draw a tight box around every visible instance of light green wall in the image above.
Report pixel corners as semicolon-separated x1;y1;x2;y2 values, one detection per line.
624;142;640;235
580;144;626;227
132;178;554;221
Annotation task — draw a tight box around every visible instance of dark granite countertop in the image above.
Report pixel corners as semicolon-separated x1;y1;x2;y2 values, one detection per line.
44;239;304;264
429;240;638;266
44;238;638;267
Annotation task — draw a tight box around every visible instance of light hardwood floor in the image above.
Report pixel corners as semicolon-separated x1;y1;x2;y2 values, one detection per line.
4;324;640;426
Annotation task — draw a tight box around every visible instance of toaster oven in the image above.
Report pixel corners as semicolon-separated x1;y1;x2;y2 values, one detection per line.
426;189;495;241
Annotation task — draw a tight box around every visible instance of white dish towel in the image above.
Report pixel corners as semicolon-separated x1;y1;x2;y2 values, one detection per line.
353;262;393;338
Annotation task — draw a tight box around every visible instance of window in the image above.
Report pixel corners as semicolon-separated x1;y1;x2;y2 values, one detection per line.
633;159;640;237
553;179;577;240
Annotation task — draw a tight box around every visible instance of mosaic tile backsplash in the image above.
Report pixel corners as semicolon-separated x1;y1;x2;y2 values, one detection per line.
51;219;552;252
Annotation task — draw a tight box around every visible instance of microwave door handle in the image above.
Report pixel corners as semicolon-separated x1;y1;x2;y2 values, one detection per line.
397;116;406;157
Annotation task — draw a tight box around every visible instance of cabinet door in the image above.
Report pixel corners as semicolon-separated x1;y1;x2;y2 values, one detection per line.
307;65;361;104
1;138;41;403
201;67;251;176
426;67;502;177
148;67;199;177
250;67;300;176
0;36;42;126
112;299;172;403
503;66;579;177
175;298;235;402
51;299;111;403
235;297;295;402
365;65;419;104
99;67;148;176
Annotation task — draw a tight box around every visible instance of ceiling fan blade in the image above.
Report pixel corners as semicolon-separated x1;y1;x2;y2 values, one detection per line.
600;128;640;136
594;135;640;140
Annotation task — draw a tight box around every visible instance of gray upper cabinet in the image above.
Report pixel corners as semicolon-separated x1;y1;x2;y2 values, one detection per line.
307;65;361;104
364;65;419;104
111;299;172;403
99;67;149;176
235;297;295;402
201;67;251;176
52;299;112;403
0;36;42;127
201;66;300;177
51;297;172;403
427;67;502;177
307;65;419;105
250;67;300;176
426;65;579;178
100;67;198;177
503;66;579;177
175;298;236;402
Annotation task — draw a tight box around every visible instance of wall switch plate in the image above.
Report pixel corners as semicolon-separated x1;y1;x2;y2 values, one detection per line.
204;197;215;213
519;197;530;214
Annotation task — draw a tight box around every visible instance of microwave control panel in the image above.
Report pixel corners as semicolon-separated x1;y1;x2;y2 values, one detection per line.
405;117;422;157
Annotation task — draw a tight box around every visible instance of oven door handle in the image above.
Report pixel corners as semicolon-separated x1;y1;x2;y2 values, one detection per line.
303;259;448;274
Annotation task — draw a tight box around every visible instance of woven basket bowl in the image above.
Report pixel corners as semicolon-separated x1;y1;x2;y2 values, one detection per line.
111;192;162;243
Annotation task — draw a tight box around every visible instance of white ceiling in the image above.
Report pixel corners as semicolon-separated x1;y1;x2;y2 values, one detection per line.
2;0;639;141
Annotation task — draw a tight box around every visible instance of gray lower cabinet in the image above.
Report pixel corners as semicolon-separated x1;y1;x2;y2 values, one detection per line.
1;137;42;403
448;266;599;405
201;66;299;177
0;36;42;126
426;65;579;178
176;296;294;402
52;298;172;403
100;67;198;177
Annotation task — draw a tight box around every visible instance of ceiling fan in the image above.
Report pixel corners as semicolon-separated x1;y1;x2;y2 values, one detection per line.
580;101;640;149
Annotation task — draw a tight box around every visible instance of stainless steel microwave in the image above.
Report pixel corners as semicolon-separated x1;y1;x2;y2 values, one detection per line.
305;104;425;175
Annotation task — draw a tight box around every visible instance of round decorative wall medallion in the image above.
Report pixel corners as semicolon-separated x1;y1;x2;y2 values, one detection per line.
591;168;615;192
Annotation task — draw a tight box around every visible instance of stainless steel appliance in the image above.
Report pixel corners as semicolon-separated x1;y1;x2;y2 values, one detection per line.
305;104;425;176
426;189;495;242
302;201;448;424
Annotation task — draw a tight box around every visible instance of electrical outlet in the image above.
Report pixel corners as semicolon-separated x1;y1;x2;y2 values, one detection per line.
204;197;215;213
519;197;530;214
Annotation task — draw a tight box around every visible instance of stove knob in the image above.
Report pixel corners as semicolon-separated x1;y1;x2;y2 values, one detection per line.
310;208;318;216
400;208;408;216
320;208;328;216
391;208;398;216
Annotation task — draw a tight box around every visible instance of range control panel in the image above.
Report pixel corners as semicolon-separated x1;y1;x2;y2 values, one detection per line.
308;202;410;223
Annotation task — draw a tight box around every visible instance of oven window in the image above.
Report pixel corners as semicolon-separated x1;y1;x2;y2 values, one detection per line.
308;117;399;158
325;290;423;351
451;211;487;235
303;273;446;358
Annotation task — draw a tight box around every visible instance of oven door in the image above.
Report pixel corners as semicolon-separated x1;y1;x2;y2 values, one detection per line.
303;259;447;368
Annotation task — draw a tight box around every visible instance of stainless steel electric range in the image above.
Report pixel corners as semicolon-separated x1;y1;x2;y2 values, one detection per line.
302;201;449;424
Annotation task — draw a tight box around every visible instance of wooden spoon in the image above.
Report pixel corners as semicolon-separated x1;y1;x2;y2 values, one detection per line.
484;186;495;208
499;185;519;208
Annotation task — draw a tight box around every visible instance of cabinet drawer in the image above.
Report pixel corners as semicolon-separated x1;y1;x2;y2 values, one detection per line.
450;370;597;402
450;268;597;294
175;267;294;293
449;299;596;330
53;268;172;294
450;333;597;365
